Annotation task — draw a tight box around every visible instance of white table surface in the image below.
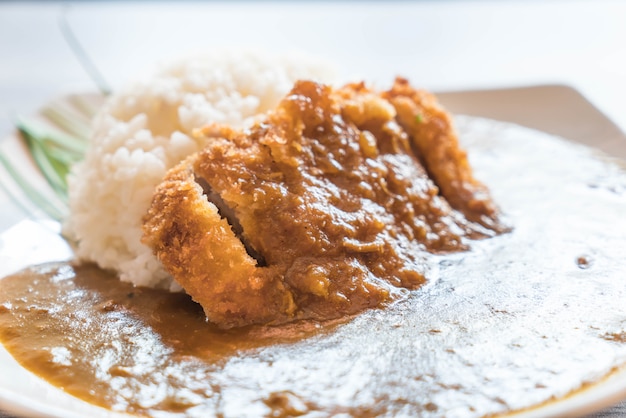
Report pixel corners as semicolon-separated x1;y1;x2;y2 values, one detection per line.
1;1;626;417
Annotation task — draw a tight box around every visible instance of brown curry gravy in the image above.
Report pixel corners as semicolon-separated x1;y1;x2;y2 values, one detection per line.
0;262;341;416
2;117;626;417
142;79;505;329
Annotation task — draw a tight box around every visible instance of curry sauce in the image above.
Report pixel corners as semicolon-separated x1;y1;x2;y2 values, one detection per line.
2;117;626;418
142;79;506;329
0;262;340;416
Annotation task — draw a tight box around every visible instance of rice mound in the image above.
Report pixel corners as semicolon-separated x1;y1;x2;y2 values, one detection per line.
64;50;334;290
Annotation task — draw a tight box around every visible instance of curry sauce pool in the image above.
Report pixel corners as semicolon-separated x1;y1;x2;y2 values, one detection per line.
2;117;626;417
0;262;341;415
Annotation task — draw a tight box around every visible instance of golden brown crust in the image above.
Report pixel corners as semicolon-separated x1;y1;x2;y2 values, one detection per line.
143;79;506;328
383;77;506;231
142;156;296;328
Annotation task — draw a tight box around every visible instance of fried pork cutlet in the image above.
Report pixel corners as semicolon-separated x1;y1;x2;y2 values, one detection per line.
142;78;507;328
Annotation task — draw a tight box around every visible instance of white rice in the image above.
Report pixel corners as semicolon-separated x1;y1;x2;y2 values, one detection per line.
63;50;334;290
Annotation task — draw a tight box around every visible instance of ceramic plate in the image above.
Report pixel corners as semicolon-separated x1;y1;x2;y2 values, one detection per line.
1;94;626;418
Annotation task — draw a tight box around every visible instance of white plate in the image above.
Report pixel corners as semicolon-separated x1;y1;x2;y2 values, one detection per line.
2;92;626;418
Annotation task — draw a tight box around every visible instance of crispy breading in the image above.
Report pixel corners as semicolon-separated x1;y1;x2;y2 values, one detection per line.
383;78;504;230
142;79;506;328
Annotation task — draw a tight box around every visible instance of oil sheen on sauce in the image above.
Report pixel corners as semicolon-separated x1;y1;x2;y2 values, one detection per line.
2;117;626;417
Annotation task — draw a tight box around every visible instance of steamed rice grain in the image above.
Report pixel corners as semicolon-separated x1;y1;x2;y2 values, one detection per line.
63;50;333;290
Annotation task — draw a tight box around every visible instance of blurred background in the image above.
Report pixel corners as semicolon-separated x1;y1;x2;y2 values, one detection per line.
1;0;625;135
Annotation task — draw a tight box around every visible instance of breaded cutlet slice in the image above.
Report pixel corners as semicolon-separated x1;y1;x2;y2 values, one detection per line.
142;79;506;328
